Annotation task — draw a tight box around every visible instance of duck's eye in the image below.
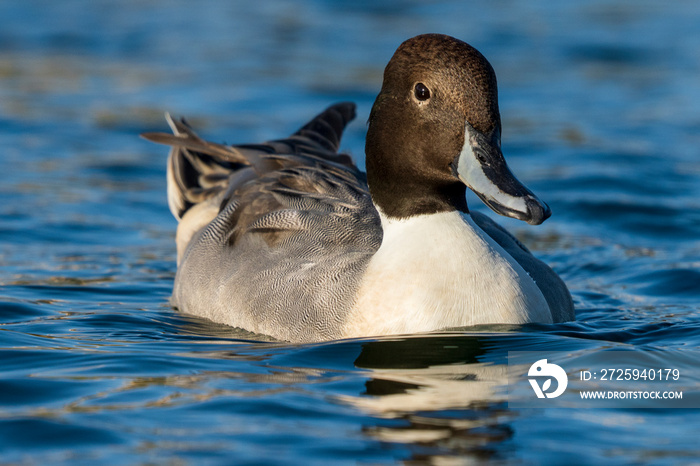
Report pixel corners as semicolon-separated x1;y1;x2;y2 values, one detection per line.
414;82;431;101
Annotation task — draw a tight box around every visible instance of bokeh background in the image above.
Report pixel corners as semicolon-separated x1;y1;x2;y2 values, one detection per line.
2;1;700;464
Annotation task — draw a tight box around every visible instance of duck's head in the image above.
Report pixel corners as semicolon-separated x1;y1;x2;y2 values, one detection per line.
366;34;550;225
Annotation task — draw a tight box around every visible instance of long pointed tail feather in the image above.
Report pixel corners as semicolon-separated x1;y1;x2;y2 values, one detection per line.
141;102;358;221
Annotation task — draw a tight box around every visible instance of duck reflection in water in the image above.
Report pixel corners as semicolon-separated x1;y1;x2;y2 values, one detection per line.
341;334;515;462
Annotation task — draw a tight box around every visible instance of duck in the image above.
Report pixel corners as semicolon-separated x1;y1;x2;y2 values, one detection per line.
142;33;574;343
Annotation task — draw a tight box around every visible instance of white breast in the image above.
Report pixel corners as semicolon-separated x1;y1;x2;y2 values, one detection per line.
342;210;552;338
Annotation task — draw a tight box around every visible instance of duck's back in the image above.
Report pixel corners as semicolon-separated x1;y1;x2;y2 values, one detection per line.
143;103;382;342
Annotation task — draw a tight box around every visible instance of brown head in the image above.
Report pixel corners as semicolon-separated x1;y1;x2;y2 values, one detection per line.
366;34;550;224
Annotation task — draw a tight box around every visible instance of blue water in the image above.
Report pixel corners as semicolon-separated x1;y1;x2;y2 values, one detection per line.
2;0;700;463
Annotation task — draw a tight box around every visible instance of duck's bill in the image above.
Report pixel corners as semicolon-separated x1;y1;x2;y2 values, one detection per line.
455;123;551;225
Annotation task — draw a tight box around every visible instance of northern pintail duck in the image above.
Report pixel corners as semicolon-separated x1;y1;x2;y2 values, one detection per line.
143;34;574;342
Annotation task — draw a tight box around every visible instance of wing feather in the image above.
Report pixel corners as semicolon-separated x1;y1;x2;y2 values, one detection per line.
142;102;381;341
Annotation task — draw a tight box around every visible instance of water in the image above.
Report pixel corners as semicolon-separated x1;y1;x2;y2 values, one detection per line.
2;0;700;463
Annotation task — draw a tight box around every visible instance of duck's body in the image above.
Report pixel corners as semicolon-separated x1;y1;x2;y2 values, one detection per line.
144;34;574;342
